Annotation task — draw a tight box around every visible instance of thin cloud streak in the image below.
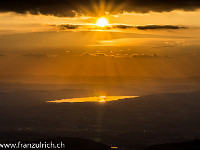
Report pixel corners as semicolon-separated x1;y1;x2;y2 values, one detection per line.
53;24;188;31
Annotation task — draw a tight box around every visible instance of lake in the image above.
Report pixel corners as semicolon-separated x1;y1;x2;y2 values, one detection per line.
47;96;138;103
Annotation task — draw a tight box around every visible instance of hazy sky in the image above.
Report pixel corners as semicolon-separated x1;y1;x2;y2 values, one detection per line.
0;0;200;78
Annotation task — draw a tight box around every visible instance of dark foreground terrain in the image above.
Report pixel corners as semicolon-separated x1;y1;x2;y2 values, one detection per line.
2;137;111;150
146;139;200;150
0;82;200;149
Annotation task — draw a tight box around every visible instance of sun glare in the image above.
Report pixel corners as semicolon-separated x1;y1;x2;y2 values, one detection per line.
98;96;107;103
96;18;109;27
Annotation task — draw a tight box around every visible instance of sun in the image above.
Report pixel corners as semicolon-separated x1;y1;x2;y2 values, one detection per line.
96;18;109;27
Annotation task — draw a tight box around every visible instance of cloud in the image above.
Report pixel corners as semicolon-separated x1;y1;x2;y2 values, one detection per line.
81;52;171;58
112;24;187;30
53;24;187;31
112;25;134;29
1;0;200;17
125;0;200;13
23;53;48;57
132;53;171;58
0;1;76;17
0;53;7;56
51;24;80;30
23;53;57;57
52;24;96;31
136;25;187;30
83;52;107;57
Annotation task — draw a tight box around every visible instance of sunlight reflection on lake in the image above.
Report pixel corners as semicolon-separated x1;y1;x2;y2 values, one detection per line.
47;96;139;103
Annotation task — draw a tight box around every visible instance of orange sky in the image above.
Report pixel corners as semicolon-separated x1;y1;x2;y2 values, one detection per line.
0;8;200;78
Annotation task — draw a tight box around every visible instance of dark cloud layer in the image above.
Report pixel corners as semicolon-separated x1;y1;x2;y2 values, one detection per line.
0;0;77;16
1;0;200;16
125;0;200;13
